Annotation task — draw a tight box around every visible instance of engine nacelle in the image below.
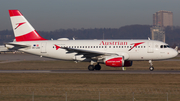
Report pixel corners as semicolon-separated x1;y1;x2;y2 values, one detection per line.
104;56;133;67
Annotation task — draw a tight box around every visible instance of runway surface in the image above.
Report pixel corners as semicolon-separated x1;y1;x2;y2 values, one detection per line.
0;53;180;63
0;53;180;74
0;53;54;63
0;70;179;74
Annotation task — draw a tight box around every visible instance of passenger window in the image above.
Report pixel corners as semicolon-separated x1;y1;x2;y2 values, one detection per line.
160;45;163;48
77;46;79;48
119;46;121;48
116;46;118;48
99;46;101;48
113;46;115;48
109;46;111;48
127;46;129;48
164;45;167;48
96;46;98;48
105;46;107;48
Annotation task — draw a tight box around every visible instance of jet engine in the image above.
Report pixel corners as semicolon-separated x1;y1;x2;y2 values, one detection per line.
104;56;132;67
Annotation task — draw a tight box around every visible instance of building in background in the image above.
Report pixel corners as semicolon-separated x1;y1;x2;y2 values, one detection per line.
151;26;165;42
153;10;173;27
151;10;173;42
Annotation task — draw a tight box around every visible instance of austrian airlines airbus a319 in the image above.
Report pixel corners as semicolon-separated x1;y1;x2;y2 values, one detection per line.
5;10;178;71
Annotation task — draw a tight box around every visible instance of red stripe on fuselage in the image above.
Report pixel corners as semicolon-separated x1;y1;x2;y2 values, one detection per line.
9;10;23;17
15;30;47;42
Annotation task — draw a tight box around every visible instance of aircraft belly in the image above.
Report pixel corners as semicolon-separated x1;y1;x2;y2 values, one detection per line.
47;49;75;60
128;52;157;60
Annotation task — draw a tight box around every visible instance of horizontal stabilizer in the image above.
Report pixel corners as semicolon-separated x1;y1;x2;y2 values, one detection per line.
0;45;9;52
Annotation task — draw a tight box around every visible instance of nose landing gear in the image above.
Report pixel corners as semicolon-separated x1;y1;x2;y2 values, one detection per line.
149;60;154;71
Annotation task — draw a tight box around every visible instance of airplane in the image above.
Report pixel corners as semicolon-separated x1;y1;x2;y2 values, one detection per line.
4;10;178;71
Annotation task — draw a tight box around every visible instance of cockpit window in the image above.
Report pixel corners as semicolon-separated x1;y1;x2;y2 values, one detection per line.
160;45;170;48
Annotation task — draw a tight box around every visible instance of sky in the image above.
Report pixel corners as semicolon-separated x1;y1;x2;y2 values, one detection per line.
0;0;180;31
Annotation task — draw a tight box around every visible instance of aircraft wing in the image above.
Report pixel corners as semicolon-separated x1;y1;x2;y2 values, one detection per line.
61;47;117;58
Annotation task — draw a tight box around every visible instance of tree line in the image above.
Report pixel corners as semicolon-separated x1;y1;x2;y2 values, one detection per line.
0;25;180;47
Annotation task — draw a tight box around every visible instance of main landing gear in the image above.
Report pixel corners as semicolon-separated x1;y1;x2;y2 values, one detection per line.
149;60;154;71
88;61;101;71
88;64;101;71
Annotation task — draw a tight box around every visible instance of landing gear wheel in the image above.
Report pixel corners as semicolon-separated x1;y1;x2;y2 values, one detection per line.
88;65;95;71
149;66;154;71
149;60;154;71
95;64;101;70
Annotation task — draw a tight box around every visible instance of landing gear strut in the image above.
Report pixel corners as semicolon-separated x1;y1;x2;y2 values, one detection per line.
88;61;101;71
149;60;154;71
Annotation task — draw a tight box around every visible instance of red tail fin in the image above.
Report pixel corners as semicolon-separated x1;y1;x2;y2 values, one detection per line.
9;10;47;41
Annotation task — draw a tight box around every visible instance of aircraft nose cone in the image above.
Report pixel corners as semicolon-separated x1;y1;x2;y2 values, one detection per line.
171;49;178;57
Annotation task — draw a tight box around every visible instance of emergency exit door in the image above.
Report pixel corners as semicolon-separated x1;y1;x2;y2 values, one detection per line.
41;43;47;53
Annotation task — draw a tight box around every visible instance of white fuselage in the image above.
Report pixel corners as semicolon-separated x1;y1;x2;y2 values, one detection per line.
10;39;178;61
7;10;178;71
